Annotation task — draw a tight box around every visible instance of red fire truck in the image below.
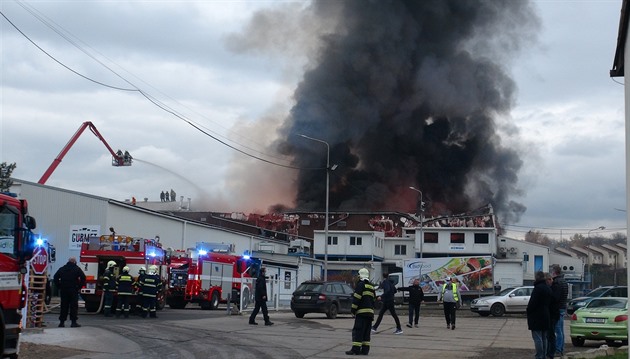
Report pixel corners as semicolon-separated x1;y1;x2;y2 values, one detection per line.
79;235;167;313
0;192;37;358
166;248;260;310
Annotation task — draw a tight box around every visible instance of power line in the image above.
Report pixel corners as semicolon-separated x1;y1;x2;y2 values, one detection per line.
0;10;137;91
2;5;317;170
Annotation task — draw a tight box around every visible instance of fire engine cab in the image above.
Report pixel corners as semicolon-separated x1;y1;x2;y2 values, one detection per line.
166;245;260;310
0;192;37;357
79;235;167;313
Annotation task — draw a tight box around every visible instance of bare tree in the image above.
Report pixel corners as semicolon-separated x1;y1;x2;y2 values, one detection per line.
0;162;16;193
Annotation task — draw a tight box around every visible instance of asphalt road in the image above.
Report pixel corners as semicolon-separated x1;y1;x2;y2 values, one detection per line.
20;305;623;359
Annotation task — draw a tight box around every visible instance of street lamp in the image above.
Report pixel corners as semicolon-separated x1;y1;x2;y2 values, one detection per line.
299;134;332;281
409;186;424;258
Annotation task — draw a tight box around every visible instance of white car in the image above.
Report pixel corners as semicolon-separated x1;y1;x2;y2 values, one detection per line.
470;286;534;317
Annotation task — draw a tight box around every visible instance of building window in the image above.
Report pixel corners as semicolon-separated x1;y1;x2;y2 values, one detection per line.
424;232;438;243
327;236;338;245
394;245;407;256
350;236;363;246
474;233;489;244
450;233;465;244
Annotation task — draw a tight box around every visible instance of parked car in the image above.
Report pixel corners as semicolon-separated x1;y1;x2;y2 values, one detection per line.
290;281;355;319
567;286;628;315
569;297;628;347
470;286;534;317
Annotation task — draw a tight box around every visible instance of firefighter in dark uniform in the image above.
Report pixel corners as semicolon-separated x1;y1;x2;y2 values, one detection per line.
115;266;134;318
133;266;146;314
347;268;375;356
102;260;117;317
141;265;161;318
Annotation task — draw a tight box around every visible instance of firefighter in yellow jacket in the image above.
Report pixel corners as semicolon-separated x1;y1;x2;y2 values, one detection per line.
346;268;375;356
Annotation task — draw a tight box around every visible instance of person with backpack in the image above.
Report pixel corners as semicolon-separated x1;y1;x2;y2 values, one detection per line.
371;273;403;335
439;276;462;330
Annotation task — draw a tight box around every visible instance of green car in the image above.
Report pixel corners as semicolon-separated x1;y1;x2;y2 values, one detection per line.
569;297;628;347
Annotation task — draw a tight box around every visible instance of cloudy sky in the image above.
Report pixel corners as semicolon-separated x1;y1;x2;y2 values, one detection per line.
0;0;626;240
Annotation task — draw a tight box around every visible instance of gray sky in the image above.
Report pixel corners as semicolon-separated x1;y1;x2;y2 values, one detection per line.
0;0;625;240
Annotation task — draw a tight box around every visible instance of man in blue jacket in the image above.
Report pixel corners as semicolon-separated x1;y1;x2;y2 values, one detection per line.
371;273;402;334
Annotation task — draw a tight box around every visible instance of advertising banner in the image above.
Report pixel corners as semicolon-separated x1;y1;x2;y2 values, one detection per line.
402;256;493;294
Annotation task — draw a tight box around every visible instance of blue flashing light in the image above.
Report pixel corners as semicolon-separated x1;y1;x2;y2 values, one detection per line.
243;254;251;260
198;249;207;256
36;237;44;246
148;251;156;257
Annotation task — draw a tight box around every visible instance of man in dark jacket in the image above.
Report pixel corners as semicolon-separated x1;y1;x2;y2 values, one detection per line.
527;271;553;359
371;273;402;334
347;268;375;356
398;278;424;328
53;257;86;328
249;267;273;326
550;265;569;356
546;273;560;358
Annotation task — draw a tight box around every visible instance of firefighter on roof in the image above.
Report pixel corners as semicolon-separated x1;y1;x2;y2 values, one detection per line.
140;265;161;318
116;266;134;318
102;260;117;317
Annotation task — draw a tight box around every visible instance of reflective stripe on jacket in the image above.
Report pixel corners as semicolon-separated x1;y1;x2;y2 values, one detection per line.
351;279;375;317
103;269;117;292
117;274;134;295
441;283;459;302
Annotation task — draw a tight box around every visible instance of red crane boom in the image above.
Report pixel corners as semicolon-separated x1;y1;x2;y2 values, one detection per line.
38;121;131;184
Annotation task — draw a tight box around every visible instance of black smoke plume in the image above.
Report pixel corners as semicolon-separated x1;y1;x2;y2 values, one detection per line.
271;0;538;223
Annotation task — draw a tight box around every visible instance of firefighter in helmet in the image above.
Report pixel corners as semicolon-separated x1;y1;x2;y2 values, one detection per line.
133;266;146;314
115;266;134;318
102;260;118;317
140;265;161;318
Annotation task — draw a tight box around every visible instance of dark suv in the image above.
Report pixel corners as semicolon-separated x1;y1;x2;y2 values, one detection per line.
567;286;628;314
290;281;355;319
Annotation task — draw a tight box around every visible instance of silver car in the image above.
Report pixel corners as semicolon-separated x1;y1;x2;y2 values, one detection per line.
470;286;534;317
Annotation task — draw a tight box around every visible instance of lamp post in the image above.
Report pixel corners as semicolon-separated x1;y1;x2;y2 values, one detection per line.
299;134;331;281
409;186;424;258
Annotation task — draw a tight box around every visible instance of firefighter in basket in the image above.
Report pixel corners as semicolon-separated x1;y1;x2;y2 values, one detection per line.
140;265;161;318
102;261;117;317
116;266;134;318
